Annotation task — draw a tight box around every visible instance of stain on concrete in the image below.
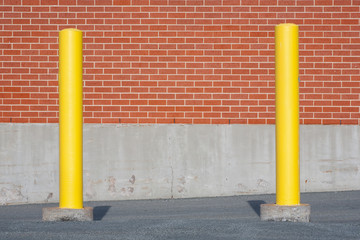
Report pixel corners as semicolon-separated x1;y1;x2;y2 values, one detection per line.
120;187;135;197
177;186;185;193
320;163;359;175
85;192;94;200
129;175;136;185
128;187;134;193
237;183;249;193
170;167;174;198
177;176;186;194
85;172;98;200
257;179;270;191
178;176;186;185
107;176;116;193
0;184;26;205
335;165;358;173
46;192;53;202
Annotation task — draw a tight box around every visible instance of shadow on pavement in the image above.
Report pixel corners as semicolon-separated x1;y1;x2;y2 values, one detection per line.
247;200;266;217
93;206;111;221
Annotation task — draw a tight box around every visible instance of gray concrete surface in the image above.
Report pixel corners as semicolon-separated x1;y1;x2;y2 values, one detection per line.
42;207;93;221
0;124;359;205
1;191;360;240
260;203;311;222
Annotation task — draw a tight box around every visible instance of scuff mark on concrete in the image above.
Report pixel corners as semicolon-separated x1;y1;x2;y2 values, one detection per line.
0;184;26;205
170;166;174;198
319;159;343;163
129;175;136;185
257;179;270;191
320;163;359;175
120;187;134;197
237;183;249;193
178;176;186;185
46;193;53;202
177;186;185;193
177;176;186;194
84;171;97;200
334;166;358;173
107;176;116;193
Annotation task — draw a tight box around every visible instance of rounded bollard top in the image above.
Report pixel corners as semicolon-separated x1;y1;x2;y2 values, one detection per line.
275;23;298;33
276;23;297;27
59;28;83;38
275;23;298;30
60;28;82;33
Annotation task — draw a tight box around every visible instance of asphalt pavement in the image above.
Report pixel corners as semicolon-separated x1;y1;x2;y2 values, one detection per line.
1;191;360;240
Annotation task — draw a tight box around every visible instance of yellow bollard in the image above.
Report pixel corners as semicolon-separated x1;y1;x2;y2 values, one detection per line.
260;24;310;222
275;23;299;206
59;29;83;209
43;29;92;221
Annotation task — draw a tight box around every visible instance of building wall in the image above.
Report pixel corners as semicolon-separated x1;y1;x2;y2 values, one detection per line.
1;0;359;124
1;1;359;205
0;124;359;205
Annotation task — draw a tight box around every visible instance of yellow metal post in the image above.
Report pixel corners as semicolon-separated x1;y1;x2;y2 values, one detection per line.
260;24;309;222
59;29;83;209
275;23;300;206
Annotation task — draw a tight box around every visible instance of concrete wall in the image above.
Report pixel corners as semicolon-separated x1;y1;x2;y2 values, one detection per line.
0;123;359;205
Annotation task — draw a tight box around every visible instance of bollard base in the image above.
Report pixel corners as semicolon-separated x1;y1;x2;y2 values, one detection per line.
42;207;93;221
260;204;310;222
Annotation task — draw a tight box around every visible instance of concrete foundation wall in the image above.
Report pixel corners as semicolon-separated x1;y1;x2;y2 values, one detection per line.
0;124;359;205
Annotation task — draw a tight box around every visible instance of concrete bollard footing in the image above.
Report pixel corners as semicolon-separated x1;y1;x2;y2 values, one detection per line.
42;207;93;221
260;204;310;222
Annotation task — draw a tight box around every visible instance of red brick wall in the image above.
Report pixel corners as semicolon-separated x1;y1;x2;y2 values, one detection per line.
1;0;359;124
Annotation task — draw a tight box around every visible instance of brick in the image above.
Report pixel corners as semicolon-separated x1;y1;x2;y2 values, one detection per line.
1;2;359;125
4;0;21;4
